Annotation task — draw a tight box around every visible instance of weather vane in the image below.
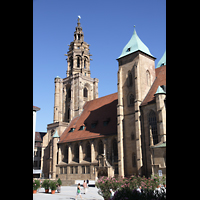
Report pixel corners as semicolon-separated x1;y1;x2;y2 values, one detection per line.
78;15;81;22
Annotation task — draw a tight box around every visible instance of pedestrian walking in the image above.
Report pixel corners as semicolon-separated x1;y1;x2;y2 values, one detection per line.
75;183;83;200
83;180;87;194
154;184;162;197
86;179;89;188
109;189;114;199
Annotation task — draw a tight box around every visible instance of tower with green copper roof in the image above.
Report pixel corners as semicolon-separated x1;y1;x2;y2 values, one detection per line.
116;27;156;177
156;50;166;68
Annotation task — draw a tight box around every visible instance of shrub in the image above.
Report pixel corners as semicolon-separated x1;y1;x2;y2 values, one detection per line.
41;179;50;190
57;178;62;185
50;180;57;190
33;179;40;190
95;175;166;199
111;187;134;200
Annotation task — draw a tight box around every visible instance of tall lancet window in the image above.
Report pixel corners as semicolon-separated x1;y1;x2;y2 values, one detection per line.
83;87;88;98
146;70;150;86
148;110;158;145
77;56;80;68
127;71;133;87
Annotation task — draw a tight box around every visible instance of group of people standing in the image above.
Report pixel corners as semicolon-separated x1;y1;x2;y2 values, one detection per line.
75;180;89;200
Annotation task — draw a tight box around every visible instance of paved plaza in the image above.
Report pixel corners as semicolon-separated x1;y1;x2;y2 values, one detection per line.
33;185;104;200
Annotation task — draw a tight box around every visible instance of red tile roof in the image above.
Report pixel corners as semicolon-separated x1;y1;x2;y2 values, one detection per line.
35;132;47;142
59;92;118;143
33;105;40;111
141;65;166;106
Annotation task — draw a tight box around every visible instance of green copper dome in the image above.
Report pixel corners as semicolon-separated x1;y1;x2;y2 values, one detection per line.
156;50;166;68
118;28;153;59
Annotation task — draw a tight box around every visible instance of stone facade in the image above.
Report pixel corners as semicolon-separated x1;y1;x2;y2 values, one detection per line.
42;18;166;181
56;136;118;180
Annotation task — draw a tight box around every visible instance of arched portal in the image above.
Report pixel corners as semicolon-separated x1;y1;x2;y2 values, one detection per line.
97;168;108;178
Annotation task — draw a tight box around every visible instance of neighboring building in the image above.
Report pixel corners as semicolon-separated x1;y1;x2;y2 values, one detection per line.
33;105;40;161
33;131;47;178
42;17;166;181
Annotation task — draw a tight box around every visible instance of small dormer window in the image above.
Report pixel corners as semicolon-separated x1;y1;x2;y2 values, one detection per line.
79;125;85;131
103;118;110;126
91;121;98;128
69;128;75;132
127;47;131;52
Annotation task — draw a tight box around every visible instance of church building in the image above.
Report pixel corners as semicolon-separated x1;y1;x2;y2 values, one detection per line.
42;17;166;182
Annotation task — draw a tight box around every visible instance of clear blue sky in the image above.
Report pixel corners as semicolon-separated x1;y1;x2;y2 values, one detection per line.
33;0;166;132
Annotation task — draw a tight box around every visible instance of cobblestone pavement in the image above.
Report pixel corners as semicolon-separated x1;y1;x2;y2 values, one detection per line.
33;186;104;200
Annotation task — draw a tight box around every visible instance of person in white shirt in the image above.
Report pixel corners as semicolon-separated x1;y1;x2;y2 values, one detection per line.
110;189;114;199
136;186;142;193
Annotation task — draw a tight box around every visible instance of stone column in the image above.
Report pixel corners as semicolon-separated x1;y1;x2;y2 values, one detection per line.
68;144;72;163
93;78;99;99
58;80;63;122
134;64;143;176
79;142;83;163
103;140;107;156
103;141;107;166
58;145;61;164
91;140;95;163
54;77;60;122
155;92;166;143
78;77;83;116
70;78;74;121
52;138;58;179
117;67;124;177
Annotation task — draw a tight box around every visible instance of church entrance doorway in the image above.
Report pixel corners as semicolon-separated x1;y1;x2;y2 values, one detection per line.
97;168;108;178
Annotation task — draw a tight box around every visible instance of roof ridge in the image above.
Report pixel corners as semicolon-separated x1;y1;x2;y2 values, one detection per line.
89;92;118;102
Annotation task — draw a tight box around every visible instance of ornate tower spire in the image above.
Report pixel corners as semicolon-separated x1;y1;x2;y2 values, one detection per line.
74;15;84;42
63;17;98;122
65;16;92;77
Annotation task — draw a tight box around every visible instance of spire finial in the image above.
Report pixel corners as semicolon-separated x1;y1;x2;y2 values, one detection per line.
77;15;81;27
133;25;136;33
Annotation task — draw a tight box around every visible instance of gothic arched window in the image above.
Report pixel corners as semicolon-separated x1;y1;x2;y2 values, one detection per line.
83;87;88;98
84;59;86;69
146;70;150;86
149;110;158;145
77;56;80;68
128;94;134;106
67;88;71;99
112;139;118;163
